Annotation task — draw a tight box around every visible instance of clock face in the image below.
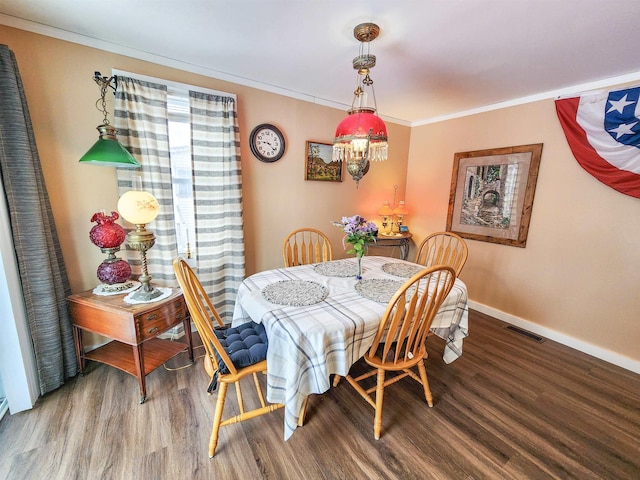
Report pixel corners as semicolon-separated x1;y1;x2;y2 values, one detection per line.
250;124;285;162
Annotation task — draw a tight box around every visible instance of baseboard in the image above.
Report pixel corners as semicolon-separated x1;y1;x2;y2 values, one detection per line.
469;301;640;375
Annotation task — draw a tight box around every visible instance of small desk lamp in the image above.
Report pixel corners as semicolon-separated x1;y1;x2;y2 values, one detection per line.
393;201;409;231
117;189;162;301
378;185;409;236
378;201;395;236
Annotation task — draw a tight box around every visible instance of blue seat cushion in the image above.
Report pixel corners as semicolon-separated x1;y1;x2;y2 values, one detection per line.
207;321;268;392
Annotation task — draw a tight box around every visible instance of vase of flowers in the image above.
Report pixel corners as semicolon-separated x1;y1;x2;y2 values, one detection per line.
332;215;378;280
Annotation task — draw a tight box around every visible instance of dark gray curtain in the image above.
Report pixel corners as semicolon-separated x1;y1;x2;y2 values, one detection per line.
0;44;76;395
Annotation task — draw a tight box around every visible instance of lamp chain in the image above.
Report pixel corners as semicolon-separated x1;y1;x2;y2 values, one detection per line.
93;73;116;126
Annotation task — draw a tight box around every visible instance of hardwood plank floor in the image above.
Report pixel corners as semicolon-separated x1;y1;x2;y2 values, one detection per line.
1;310;639;479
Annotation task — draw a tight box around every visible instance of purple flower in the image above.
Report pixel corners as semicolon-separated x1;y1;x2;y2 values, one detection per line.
331;215;378;257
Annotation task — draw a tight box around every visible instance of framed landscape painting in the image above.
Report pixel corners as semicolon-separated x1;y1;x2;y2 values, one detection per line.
446;143;543;247
305;141;342;182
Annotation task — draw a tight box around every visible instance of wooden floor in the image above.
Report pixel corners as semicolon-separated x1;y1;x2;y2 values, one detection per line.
1;310;639;480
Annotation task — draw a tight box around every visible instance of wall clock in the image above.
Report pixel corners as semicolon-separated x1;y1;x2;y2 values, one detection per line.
249;123;286;163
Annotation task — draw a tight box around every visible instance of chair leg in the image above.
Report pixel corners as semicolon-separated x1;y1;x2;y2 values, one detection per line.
333;374;341;387
209;382;228;458
417;360;433;407
298;396;310;427
374;368;385;440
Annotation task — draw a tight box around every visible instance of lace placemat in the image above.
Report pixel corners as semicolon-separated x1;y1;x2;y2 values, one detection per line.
382;262;423;278
314;260;358;277
262;280;329;306
355;279;406;303
93;280;141;296
123;286;173;305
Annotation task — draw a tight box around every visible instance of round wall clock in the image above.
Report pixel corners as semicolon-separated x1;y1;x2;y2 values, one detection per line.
249;123;286;163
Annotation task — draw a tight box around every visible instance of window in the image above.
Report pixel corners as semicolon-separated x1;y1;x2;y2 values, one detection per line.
167;89;195;259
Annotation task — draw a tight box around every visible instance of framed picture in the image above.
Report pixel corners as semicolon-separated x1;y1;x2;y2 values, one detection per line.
446;143;543;247
305;141;343;182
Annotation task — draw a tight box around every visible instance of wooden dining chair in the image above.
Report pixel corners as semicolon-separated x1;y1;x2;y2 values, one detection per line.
415;231;468;277
344;265;456;439
282;227;333;267
173;258;285;457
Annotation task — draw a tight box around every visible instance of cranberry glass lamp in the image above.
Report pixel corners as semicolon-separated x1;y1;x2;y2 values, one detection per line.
333;23;388;186
89;211;132;284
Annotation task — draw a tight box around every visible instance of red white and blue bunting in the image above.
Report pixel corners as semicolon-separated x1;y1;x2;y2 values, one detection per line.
556;85;640;199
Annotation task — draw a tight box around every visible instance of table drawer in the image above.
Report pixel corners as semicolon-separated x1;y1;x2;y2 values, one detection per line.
137;297;187;341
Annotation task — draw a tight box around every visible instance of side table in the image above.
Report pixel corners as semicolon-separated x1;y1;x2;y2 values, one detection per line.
67;288;194;403
370;232;413;260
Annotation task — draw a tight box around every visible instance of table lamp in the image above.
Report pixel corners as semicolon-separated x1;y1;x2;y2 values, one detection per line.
393;201;409;232
89;210;132;285
377;201;395;236
117;189;162;301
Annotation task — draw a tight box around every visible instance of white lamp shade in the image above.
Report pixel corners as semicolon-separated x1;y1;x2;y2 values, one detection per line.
393;201;409;216
378;201;394;216
117;190;159;225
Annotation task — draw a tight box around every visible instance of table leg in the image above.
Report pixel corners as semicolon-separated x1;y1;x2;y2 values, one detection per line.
399;239;409;260
132;344;147;404
72;326;85;375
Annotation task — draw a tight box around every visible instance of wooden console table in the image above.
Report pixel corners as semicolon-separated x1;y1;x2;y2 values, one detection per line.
370;232;413;260
68;288;193;403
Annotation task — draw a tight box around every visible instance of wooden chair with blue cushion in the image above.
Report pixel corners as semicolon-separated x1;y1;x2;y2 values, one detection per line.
173;258;285;457
282;227;333;267
415;231;468;277
344;265;456;439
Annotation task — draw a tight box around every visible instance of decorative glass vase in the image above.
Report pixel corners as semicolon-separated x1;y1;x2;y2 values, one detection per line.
356;253;364;280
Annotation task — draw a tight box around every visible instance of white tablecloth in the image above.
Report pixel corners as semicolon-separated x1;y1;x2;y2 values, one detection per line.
232;256;468;440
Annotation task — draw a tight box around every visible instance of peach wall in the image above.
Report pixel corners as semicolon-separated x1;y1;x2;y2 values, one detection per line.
406;100;640;365
0;25;409;291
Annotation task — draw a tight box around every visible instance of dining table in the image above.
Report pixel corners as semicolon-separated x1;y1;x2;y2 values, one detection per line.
231;255;469;440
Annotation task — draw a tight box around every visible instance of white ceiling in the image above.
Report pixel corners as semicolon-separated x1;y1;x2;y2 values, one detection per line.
2;0;640;125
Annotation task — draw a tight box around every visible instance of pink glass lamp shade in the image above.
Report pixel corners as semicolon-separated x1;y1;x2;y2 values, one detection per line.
89;211;126;248
333;109;388;184
334;109;388;149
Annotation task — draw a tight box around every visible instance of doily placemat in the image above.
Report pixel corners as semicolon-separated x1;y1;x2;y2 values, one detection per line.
262;280;328;306
314;260;358;277
382;262;423;278
123;286;173;305
355;279;406;303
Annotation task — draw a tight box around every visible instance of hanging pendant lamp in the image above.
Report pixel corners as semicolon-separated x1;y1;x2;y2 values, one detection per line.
333;23;388;186
79;72;140;168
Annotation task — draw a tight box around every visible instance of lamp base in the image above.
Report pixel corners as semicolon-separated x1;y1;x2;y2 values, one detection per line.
129;286;163;302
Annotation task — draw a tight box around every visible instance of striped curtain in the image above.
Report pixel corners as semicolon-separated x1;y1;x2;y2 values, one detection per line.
114;77;178;285
114;74;245;321
0;45;76;394
189;91;245;320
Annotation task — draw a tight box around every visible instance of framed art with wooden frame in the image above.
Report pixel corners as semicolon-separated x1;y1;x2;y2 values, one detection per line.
446;143;543;247
305;141;343;182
